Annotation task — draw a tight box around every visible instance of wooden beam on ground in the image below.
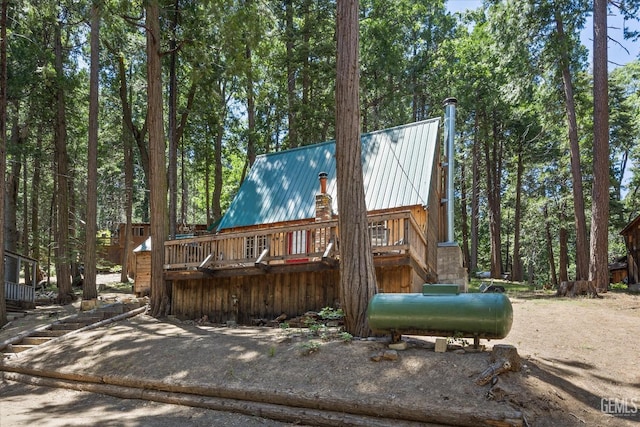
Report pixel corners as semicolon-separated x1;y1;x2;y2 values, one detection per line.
1;370;524;427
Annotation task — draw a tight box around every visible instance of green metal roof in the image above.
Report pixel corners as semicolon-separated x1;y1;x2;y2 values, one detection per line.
217;118;441;231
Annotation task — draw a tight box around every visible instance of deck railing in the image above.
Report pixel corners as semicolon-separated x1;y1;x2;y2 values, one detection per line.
5;281;35;303
164;210;426;273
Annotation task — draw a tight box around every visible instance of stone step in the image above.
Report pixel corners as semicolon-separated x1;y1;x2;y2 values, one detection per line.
50;322;86;331
3;344;37;353
20;336;54;345
72;315;104;323
30;330;69;337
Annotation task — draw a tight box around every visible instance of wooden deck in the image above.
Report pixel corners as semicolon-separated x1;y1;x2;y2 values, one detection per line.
164;211;434;283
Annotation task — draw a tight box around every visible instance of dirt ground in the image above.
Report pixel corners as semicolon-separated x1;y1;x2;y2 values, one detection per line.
1;274;639;426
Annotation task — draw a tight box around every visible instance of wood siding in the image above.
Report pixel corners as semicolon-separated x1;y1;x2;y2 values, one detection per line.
622;216;640;285
134;252;151;296
171;264;416;323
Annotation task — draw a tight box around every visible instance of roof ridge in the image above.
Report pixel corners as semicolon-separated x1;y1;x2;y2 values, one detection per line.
254;118;441;160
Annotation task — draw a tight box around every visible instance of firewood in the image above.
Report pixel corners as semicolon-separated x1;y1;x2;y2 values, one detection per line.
476;359;512;386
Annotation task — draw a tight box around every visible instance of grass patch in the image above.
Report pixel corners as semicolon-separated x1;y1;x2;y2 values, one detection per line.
468;278;535;293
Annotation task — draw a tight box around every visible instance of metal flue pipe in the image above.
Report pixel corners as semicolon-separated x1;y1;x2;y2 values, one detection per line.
443;97;457;243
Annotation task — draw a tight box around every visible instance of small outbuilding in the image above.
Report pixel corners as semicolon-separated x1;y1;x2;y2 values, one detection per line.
132;238;151;297
621;214;640;285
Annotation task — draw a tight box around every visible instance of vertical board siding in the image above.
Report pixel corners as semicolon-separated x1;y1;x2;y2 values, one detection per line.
171;266;414;324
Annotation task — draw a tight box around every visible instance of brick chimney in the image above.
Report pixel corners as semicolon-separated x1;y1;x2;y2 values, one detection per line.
315;172;333;222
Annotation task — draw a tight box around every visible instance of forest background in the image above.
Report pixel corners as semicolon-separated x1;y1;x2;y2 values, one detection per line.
0;0;639;315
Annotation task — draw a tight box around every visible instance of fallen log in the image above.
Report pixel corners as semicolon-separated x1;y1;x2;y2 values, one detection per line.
1;366;524;427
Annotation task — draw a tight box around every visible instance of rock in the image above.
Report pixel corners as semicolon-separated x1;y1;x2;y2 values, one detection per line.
453;349;465;354
370;352;383;362
382;350;399;361
389;341;408;351
435;337;448;353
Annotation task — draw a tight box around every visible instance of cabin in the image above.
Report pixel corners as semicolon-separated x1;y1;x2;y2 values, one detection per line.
102;223;153;275
608;258;628;285
162;118;467;324
4;250;39;308
621;214;640;286
105;222;207;277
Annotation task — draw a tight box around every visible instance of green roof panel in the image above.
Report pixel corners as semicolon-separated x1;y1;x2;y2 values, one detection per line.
217;118;440;231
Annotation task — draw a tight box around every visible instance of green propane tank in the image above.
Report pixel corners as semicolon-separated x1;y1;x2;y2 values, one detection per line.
367;284;513;339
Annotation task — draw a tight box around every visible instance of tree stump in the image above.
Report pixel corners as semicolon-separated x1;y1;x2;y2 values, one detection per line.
490;344;521;371
475;345;521;386
557;280;598;297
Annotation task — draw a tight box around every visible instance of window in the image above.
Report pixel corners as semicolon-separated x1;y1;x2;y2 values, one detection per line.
245;235;268;259
133;227;145;237
369;221;388;247
288;230;310;255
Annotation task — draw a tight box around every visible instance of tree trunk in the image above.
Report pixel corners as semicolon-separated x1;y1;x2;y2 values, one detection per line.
22;146;29;284
460;161;470;275
147;0;170;317
245;0;256;167
470;113;480;274
285;0;297;148
121;119;133;284
31;131;42;277
559;206;569;283
54;18;73;304
511;143;523;282
555;10;589;280
213;122;224;221
168;0;179;239
544;205;558;287
484;113;503;279
589;0;609;292
5;103;21;284
0;0;8;326
336;0;376;337
301;0;311;144
83;2;100;301
211;81;228;223
115;55;150;219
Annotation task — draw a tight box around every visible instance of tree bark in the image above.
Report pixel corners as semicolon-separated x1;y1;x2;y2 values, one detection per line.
559;206;569;283
32;131;42;279
147;0;170;317
5;103;21;283
0;0;8;326
589;0;609;292
83;2;100;301
114;54;150;220
245;0;256;167
285;0;297;148
54;18;73;304
336;0;376;337
544;205;558;287
470;112;480;274
511;142;523;282
484;113;503;279
460;162;470;275
168;0;179;239
121;120;133;284
555;10;589;280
